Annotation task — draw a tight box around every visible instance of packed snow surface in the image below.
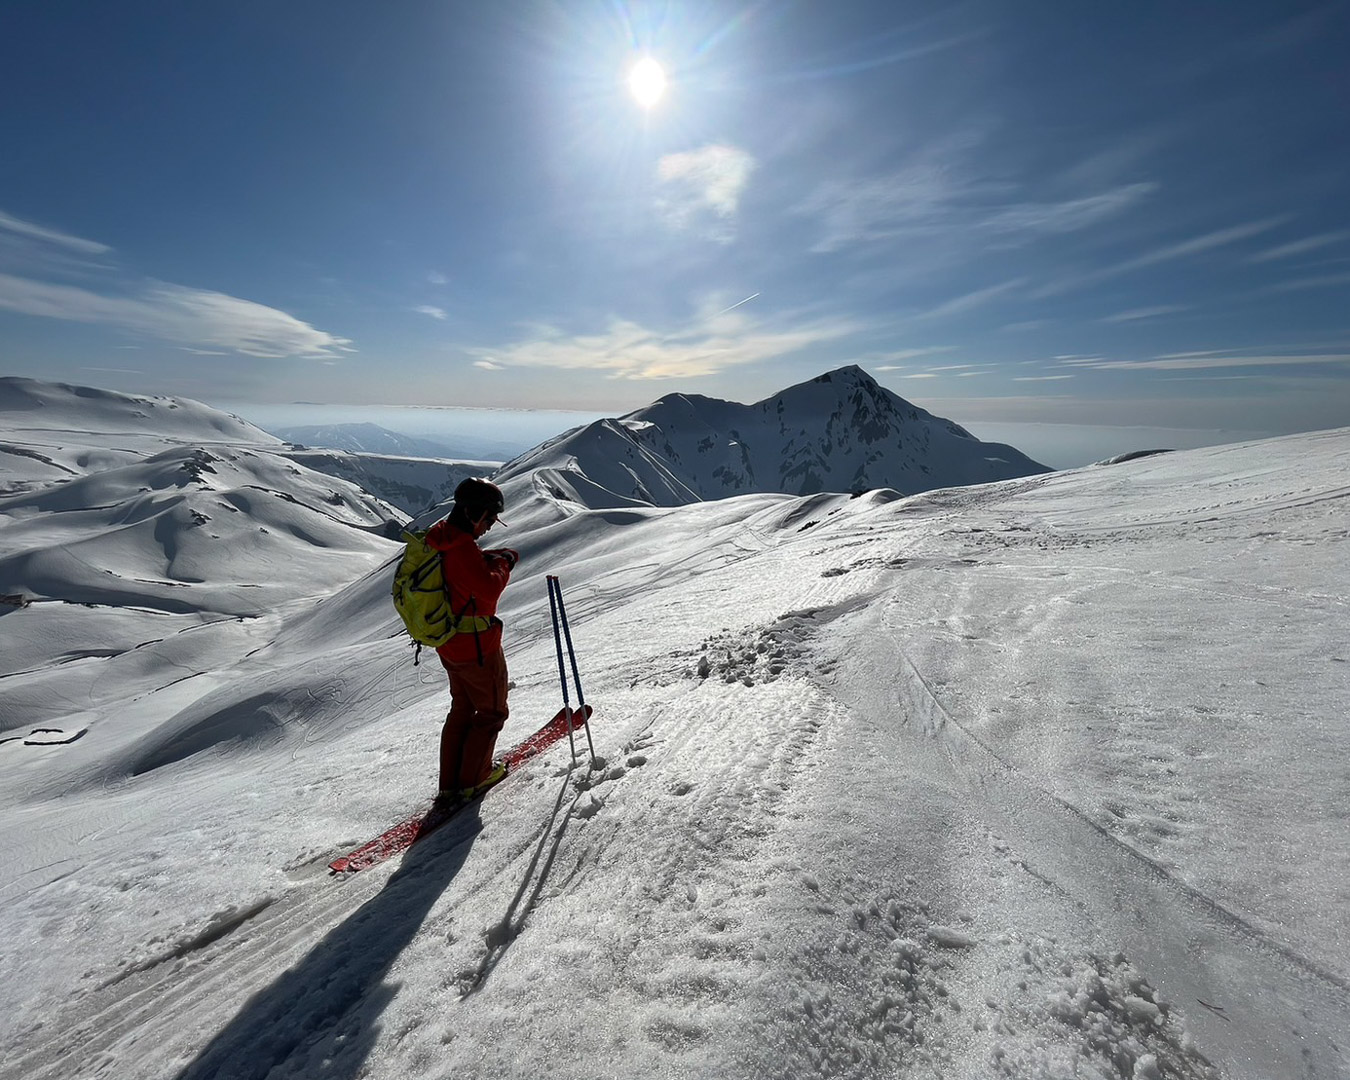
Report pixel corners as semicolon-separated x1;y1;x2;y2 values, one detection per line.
1;379;1347;1080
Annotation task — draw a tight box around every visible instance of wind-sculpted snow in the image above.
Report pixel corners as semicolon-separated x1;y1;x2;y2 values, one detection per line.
1;377;1347;1080
0;444;400;616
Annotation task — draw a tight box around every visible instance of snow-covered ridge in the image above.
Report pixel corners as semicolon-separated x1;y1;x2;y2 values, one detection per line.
0;374;280;444
0;376;283;495
493;365;1050;527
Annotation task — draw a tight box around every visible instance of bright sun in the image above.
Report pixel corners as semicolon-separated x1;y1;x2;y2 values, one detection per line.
628;57;667;109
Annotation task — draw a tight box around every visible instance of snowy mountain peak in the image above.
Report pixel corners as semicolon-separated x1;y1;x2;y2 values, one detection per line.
807;362;872;386
494;365;1048;525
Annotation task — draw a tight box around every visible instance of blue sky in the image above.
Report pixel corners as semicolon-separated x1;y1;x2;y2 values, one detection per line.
2;1;1348;443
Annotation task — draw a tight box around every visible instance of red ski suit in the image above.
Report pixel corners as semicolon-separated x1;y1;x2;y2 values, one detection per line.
425;516;511;664
424;516;515;791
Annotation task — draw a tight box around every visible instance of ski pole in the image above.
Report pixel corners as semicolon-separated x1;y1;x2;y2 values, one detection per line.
546;575;578;760
552;576;597;764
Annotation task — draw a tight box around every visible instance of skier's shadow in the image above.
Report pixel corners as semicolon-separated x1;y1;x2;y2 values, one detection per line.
173;809;483;1080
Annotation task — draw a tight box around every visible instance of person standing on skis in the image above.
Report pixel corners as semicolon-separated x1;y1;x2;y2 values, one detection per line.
424;477;518;804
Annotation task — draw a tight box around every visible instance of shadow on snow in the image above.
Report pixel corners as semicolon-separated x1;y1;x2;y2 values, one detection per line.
173;764;585;1080
173;811;482;1080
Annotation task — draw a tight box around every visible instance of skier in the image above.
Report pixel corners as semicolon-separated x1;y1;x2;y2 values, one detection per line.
424;477;518;804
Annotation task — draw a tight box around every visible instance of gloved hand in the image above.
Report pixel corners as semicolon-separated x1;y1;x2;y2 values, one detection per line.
485;548;519;569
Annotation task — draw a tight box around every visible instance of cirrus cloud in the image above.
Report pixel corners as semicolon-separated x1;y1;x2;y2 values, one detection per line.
0;209;111;256
468;307;857;380
0;207;352;359
1070;352;1350;372
0;273;352;358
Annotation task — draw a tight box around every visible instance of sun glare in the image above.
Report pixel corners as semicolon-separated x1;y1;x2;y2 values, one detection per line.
628;57;667;109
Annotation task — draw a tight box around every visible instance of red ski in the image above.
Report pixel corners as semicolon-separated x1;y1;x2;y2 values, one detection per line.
328;704;592;875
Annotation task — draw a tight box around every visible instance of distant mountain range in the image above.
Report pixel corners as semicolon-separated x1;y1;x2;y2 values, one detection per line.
270;422;518;462
493;365;1051;527
280;449;493;517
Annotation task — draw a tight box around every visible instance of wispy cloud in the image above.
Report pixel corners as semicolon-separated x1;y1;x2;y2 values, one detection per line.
782;26;989;83
1101;304;1190;322
921;277;1026;319
468;309;858;380
984;183;1158;235
896;362;993;379
797;161;970;254
1126;217;1290;268
871;346;958;370
1035;216;1288;297
0;209;111;256
427;271;449;285
1070;352;1350;372
656;144;757;243
473;360;505;371
1061;128;1178;190
1268;272;1350;292
1247;230;1350;263
414;305;447;320
0;274;354;359
0;207;352;358
796;131;1155;255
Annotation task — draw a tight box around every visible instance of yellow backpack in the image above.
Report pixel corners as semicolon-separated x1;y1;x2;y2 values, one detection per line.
390;530;489;654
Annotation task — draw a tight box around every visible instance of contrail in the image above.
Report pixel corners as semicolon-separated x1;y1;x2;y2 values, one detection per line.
712;292;760;317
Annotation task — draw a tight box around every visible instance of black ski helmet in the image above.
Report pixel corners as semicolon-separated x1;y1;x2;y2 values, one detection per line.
454;477;505;520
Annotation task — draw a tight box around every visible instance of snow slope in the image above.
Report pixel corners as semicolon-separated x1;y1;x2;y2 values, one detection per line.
0;381;405;755
492;365;1050;530
1;383;1347;1080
